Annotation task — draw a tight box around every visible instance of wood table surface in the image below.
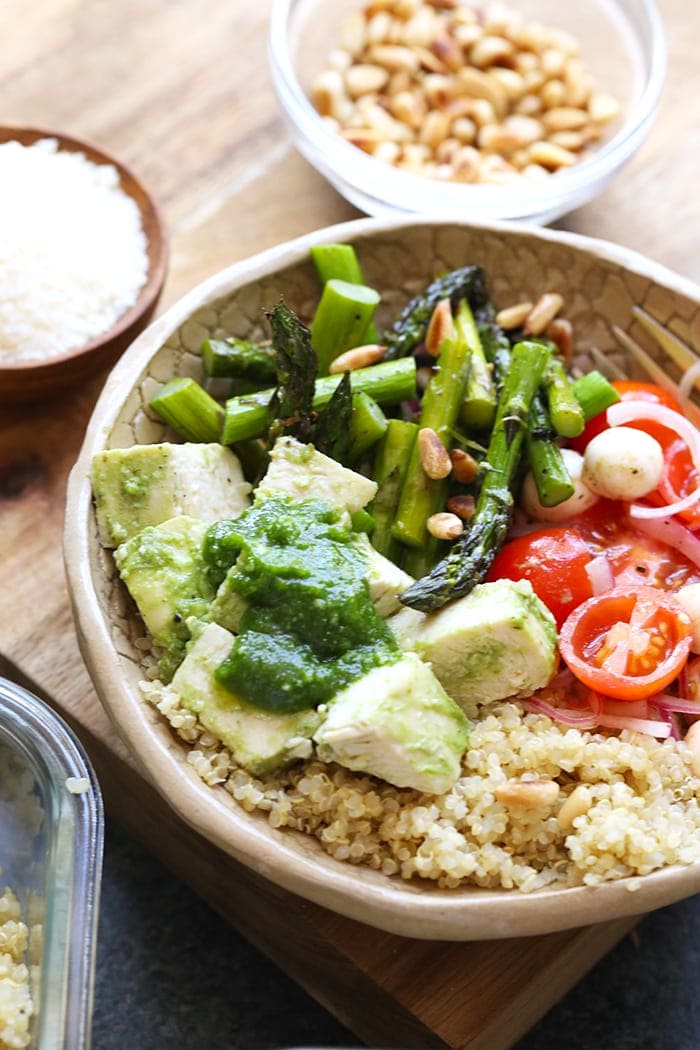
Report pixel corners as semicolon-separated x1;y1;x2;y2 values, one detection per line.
1;2;699;1048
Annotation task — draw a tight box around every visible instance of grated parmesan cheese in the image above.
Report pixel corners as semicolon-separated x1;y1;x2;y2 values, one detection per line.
0;138;149;364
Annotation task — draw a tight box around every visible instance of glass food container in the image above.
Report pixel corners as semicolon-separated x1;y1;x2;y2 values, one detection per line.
0;675;103;1049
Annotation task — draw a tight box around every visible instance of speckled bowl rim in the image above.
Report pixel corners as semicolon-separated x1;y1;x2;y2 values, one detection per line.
65;215;700;941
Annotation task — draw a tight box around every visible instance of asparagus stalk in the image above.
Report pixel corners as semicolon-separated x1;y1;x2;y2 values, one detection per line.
369;419;418;559
526;392;575;507
545;355;585;437
221;357;416;445
348;393;388;462
310;279;380;375
313;372;353;461
475;305;511;388
310;243;364;285
201;338;276;384
572;370;620;421
267;302;317;444
310;242;378;342
382;265;488;360
392;301;473;549
150;377;223;443
399;340;551;612
458;301;497;429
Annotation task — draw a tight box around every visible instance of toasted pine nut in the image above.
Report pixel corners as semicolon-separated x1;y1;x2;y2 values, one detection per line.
328;344;386;374
550;130;585;151
453;22;483;49
684;722;700;777
427;511;464;540
327;49;353;73
431;34;463;72
539;78;567;110
528;140;577;169
470;34;514;69
435;136;461;163
402;8;438;48
340;11;367;56
524;292;564;335
451;116;477;144
457;68;508;118
452;145;482;182
514;93;543;117
588;91;621;124
345;64;390;98
477;123;521;153
312;70;351;120
419;109;452;149
419;427;452;479
564;60;591;107
496;300;533;329
540;47;565;75
388;90;428;128
450;449;479;484
341;127;386;152
367;43;421;72
489;67;526;101
495;779;560;810
542;106;589;133
366;10;394;44
546;317;574;362
446;494;476;519
425;298;454;356
503;114;543;145
374;140;401;164
557;785;592;830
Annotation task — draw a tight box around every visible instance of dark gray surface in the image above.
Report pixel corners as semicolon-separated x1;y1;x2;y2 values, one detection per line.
92;820;700;1050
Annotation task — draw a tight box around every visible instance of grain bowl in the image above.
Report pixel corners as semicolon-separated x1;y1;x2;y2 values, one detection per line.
65;216;700;940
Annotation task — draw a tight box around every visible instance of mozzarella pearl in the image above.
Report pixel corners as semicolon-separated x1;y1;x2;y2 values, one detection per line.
676;583;700;653
582;428;664;501
521;448;599;523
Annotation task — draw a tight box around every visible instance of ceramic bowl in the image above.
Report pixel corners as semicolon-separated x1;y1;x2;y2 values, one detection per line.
65;216;700;940
269;0;666;222
0;126;168;404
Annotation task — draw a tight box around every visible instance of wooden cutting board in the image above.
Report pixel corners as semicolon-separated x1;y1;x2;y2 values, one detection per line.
0;1;698;1046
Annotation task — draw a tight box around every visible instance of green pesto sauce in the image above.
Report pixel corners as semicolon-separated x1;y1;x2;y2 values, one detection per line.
202;497;399;713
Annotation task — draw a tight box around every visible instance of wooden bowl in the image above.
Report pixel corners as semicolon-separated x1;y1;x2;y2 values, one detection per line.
0;126;168;404
65;216;700;941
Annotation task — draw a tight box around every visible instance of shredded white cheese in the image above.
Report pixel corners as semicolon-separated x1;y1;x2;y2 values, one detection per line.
0;138;149;363
64;777;90;795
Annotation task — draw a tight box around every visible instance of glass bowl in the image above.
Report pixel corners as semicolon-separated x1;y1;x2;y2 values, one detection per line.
269;0;666;223
0;675;103;1049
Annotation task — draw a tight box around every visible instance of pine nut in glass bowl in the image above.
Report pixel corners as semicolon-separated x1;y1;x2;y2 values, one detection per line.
269;0;666;223
0;673;103;1048
65;215;700;941
0;126;168;405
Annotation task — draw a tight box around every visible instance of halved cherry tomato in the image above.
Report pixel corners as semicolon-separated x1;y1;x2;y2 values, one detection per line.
559;586;692;700
486;527;594;627
569;381;683;454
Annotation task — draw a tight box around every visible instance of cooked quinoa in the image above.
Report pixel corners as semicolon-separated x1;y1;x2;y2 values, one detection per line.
0;890;32;1050
143;680;700;891
0;746;42;1049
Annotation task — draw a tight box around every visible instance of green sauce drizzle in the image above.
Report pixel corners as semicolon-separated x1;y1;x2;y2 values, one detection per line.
202;497;399;713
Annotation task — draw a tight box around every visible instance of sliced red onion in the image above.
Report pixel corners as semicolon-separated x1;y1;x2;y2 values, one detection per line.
584;555;615;595
627;514;700;571
607;401;700;519
596;713;672;738
524;697;599;729
647;692;700;715
679;359;700;403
